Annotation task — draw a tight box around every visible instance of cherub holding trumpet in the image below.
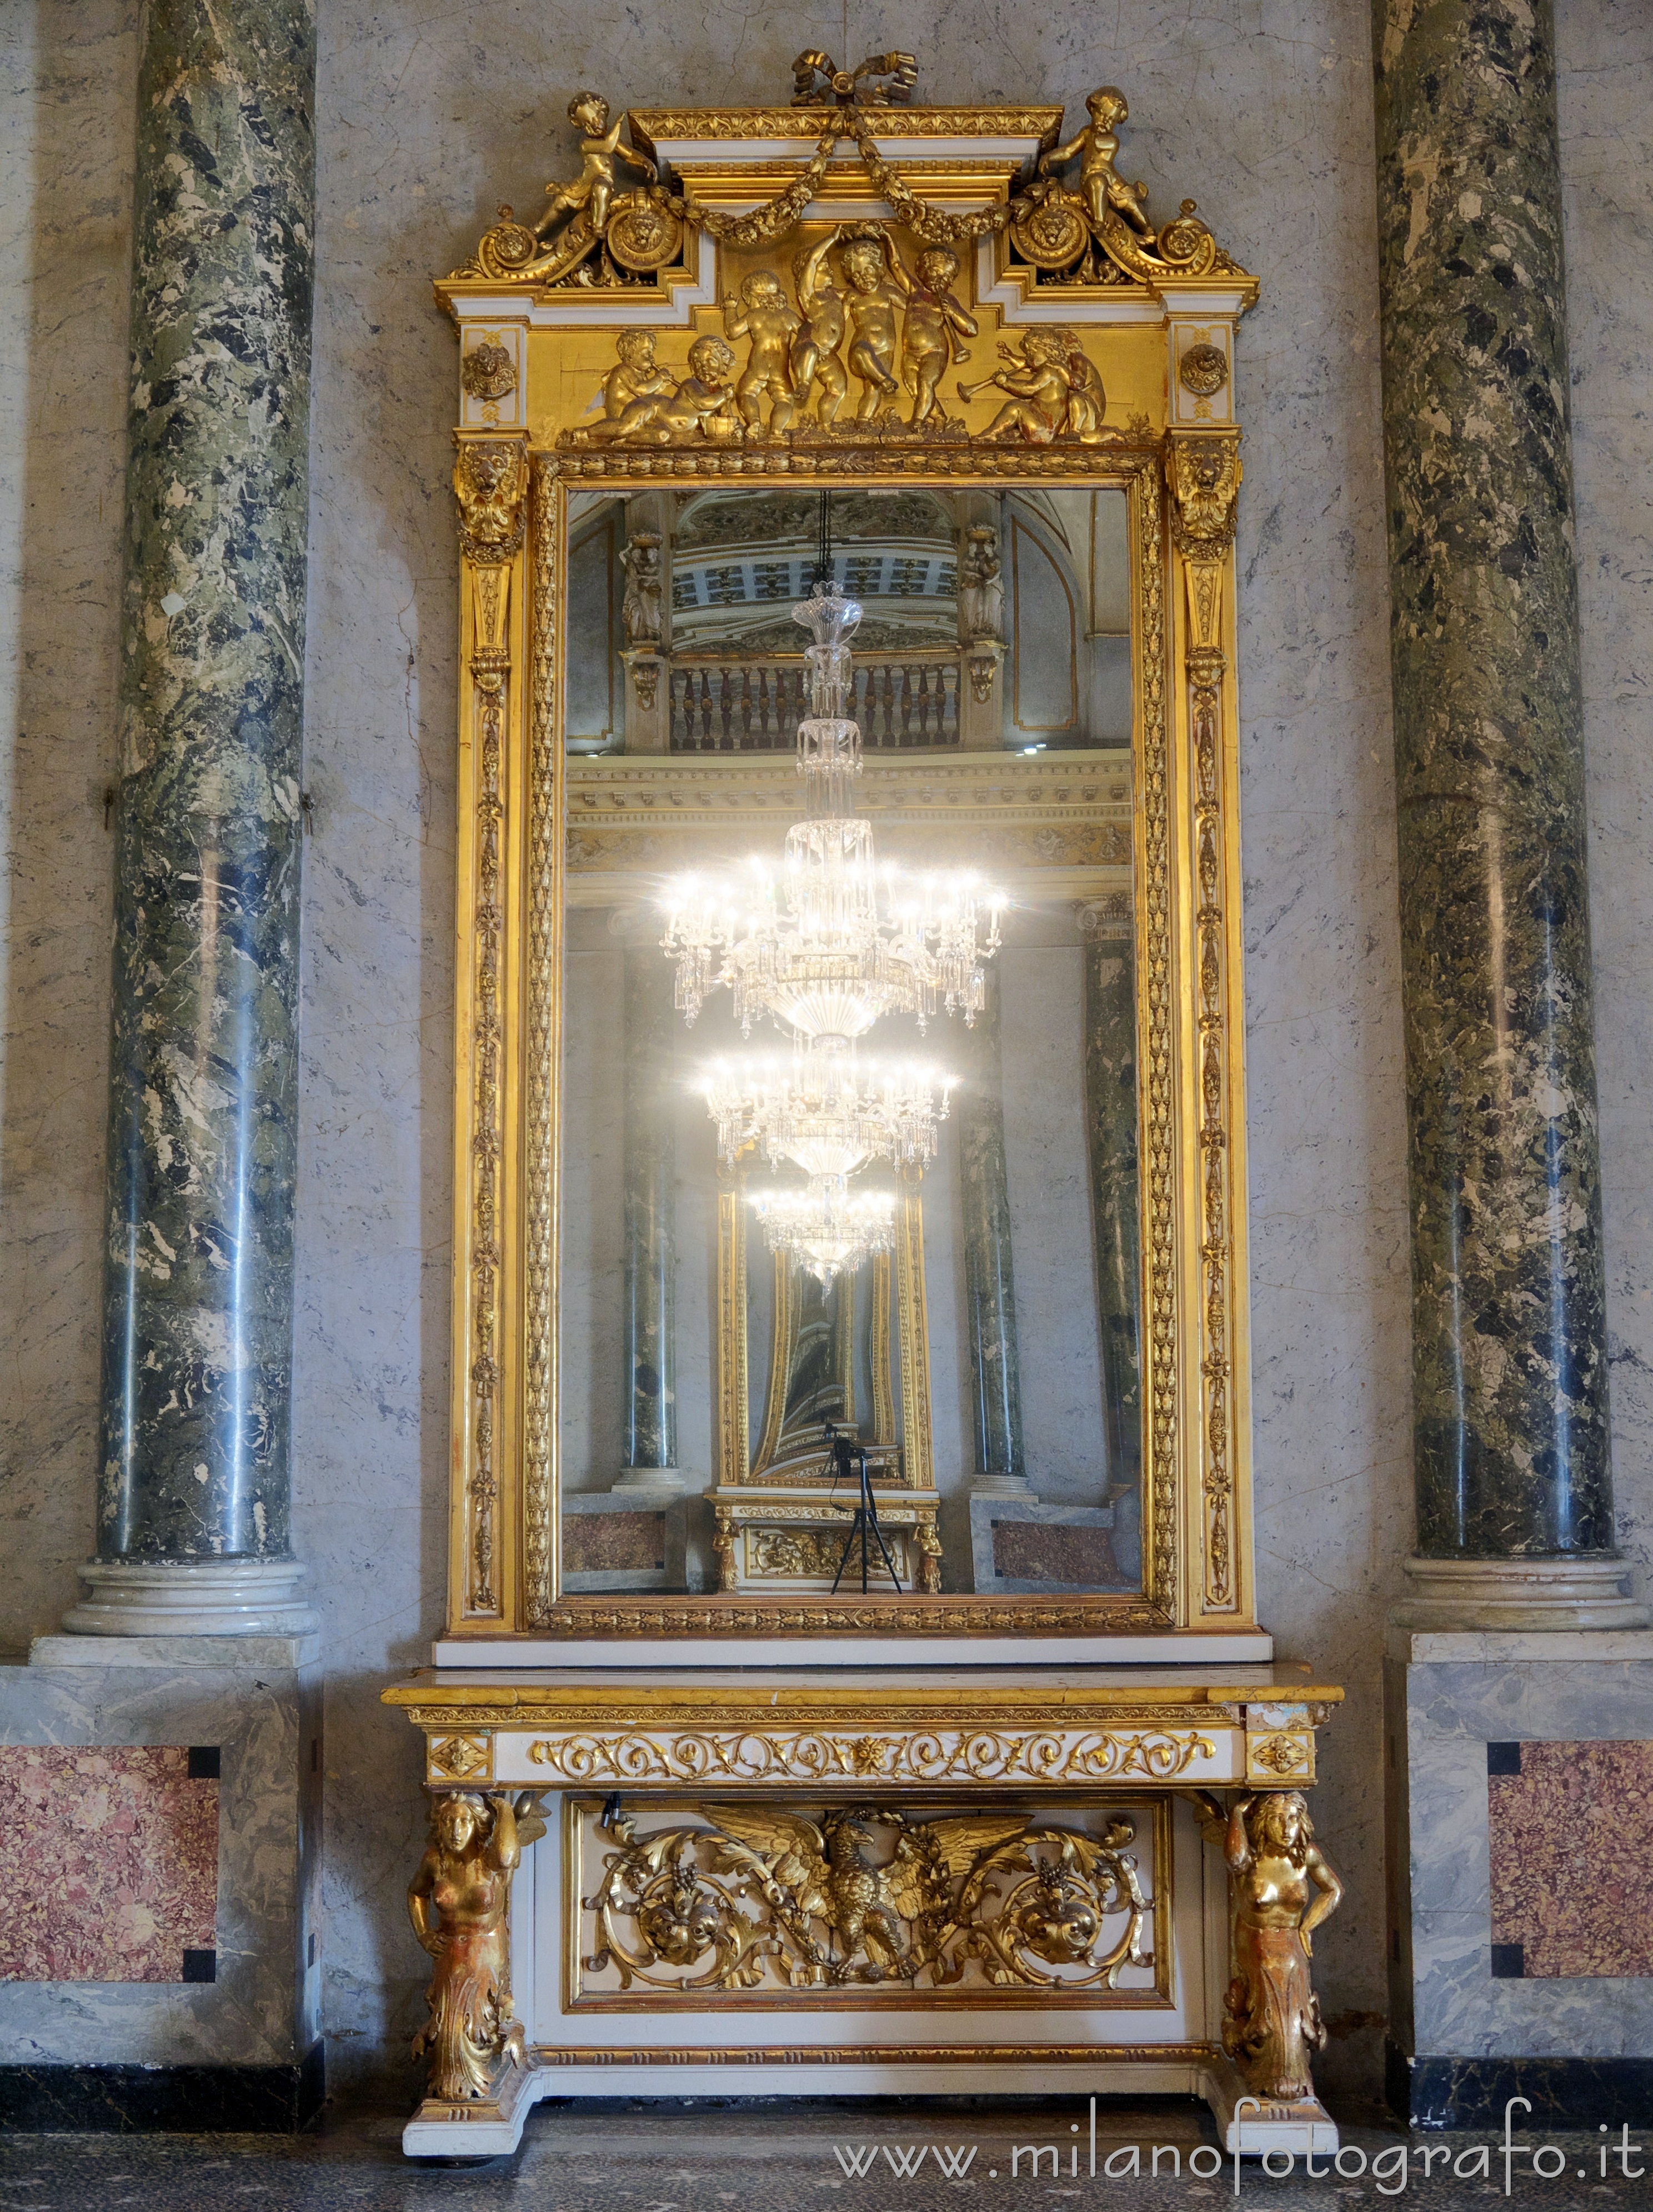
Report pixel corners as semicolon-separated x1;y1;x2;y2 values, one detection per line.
959;328;1114;445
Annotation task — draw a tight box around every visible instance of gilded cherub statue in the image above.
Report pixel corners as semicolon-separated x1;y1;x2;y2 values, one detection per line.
960;329;1113;446
722;270;802;436
1191;1790;1345;2103
597;328;674;419
790;235;850;427
837;230;908;423
533;91;658;243
408;1790;548;2102
1036;86;1155;240
575;336;743;447
889;246;978;428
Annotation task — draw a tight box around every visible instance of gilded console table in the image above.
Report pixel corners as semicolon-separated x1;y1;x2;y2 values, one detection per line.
390;53;1349;2166
387;1668;1344;2156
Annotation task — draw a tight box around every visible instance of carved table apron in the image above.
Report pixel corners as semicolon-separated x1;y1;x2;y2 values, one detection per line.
386;1665;1343;2158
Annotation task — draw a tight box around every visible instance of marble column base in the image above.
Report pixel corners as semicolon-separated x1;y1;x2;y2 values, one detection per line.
611;1465;688;1496
62;1559;321;1639
966;1475;1038;1499
1385;1628;1653;2099
0;1643;320;2084
1395;1555;1649;1632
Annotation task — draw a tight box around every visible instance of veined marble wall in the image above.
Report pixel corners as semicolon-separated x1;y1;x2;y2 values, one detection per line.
1564;0;1653;1588
0;0;1646;2110
0;2;133;1650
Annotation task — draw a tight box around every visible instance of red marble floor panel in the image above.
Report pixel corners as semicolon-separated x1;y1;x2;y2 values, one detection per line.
1489;1739;1653;1978
0;1746;218;1981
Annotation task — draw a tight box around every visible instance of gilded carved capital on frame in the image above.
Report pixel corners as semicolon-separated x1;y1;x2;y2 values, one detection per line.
1165;432;1241;566
453;436;530;567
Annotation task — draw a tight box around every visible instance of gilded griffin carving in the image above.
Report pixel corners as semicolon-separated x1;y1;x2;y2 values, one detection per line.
581;1800;1156;1998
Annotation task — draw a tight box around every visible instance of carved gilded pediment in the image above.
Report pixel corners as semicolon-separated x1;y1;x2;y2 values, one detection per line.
443;59;1254;309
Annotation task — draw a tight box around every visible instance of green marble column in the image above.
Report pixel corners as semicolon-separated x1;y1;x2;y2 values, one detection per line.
958;970;1027;1492
1373;0;1616;1567
620;951;678;1480
1082;909;1142;1507
73;0;317;1634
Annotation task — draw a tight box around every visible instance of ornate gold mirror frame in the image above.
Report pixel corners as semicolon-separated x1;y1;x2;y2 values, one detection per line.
435;74;1257;1643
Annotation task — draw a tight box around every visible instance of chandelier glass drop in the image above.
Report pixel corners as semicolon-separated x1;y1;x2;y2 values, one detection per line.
661;569;1003;1284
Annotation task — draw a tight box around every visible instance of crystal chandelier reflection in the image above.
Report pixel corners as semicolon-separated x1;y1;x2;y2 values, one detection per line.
662;565;1003;1285
662;585;1004;1049
749;1182;898;1291
699;1052;951;1183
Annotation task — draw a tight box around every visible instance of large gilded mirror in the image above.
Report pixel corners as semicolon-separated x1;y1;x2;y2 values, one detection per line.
560;480;1143;1604
440;97;1256;1640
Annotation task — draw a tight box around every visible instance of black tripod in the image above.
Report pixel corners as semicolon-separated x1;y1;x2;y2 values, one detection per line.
824;1422;902;1594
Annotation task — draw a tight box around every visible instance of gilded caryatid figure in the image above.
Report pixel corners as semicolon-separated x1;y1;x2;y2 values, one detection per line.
533;91;658;243
408;1790;548;2103
1193;1790;1344;2103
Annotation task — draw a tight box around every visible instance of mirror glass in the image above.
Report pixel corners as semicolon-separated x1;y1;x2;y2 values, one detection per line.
558;483;1142;1603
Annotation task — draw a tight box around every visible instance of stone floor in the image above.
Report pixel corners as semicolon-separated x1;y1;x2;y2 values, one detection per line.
0;2100;1648;2210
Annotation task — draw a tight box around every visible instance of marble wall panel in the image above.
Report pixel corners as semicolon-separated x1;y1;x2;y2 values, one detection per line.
1559;0;1653;1594
0;1;137;1651
0;1746;217;1982
1404;1659;1653;2056
0;0;1642;2112
0;1660;316;2065
1489;1741;1653;1979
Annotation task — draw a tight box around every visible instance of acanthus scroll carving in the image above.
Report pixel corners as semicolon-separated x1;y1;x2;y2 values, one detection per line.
527;1724;1215;1786
1167;429;1241;1610
454;436;527;1617
579;1799;1157;1999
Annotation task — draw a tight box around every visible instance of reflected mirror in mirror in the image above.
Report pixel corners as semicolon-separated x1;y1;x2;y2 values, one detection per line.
558;484;1142;1606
